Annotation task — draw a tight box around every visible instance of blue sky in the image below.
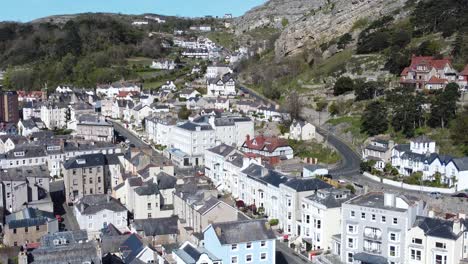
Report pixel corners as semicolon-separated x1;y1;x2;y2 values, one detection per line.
1;0;267;22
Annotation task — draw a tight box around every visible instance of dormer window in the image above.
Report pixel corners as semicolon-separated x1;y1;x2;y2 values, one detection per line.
76;159;86;165
14;151;25;157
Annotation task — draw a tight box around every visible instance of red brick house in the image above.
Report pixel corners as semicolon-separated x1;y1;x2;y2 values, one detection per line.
240;135;294;165
400;56;457;90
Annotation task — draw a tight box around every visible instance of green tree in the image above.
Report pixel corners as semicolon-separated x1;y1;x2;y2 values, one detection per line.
386;87;425;137
178;106;192;120
429;83;460;128
354;80;384;101
337;33;353;49
361;101;388;136
333;76;355;96
416;40;441;56
450;108;468;155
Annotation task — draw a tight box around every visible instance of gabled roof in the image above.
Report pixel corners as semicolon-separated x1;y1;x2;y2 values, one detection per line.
63;153;106;169
427;76;448;84
207;144;236;157
177;121;213;131
208;219;276;245
6;207;55;229
173;242;220;264
132;216;179;236
75;194;127;215
135;181;159;196
156;172;177;189
460;64;468;76
282;178;332;192
242;135;290;153
414;216;465;240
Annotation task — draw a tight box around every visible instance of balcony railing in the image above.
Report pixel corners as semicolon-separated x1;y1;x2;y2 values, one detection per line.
363;233;382;240
363;247;382;254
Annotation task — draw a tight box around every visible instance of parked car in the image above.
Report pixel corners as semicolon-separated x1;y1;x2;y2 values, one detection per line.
452;192;468;198
55;215;64;223
429;192;442;198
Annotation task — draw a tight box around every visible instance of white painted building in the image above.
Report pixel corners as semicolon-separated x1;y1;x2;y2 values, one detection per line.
289;120;316;141
206;74;236;97
151;60;176;70
300;188;353;252
96;82;140;98
167;121;216;166
74;194;128;237
40;102;68;129
145;115;178;146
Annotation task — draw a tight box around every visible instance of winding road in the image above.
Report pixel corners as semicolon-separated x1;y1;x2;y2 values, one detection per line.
315;127;361;178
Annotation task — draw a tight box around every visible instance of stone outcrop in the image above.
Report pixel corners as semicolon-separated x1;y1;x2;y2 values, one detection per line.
236;0;407;58
234;0;326;33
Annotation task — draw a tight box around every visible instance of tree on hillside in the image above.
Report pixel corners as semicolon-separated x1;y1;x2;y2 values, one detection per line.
354;80;384;101
386;87;425;137
429;83;460;128
337;33;353;49
286;90;302;121
451;108;468;155
333;76;354;96
361;101;388;136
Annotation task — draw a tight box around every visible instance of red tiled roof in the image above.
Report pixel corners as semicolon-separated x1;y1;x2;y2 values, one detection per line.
401;56;453;76
243;135;289;153
117;91;139;97
427;76;448;84
400;67;409;76
460;65;468;76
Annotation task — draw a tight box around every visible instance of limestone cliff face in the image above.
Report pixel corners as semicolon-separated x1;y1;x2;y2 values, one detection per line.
234;0;326;33
236;0;407;58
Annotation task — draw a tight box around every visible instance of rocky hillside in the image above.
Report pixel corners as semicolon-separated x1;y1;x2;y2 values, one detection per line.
234;0;326;33
236;0;407;58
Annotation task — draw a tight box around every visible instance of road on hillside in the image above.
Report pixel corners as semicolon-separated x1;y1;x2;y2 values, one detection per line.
111;121;147;148
315;127;361;178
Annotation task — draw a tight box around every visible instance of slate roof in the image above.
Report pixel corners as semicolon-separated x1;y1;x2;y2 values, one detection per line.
353;252;387;264
209;219;276;245
128;177;143;187
75;194;127;215
283;178;332;192
156;172;177;189
393;144;410;152
196;196;221;215
63;153;106;169
135;181;159;196
365;144;388;152
0;165;50;182
120;234;147;263
207;144;236;157
347;192;420;211
3;144;46;159
6;207;55;229
453;157;468;171
241;164;289;187
173;243;220;264
414;216;465;240
31;230;100;264
132;216;179;236
178;121;213;131
305;188;354;208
